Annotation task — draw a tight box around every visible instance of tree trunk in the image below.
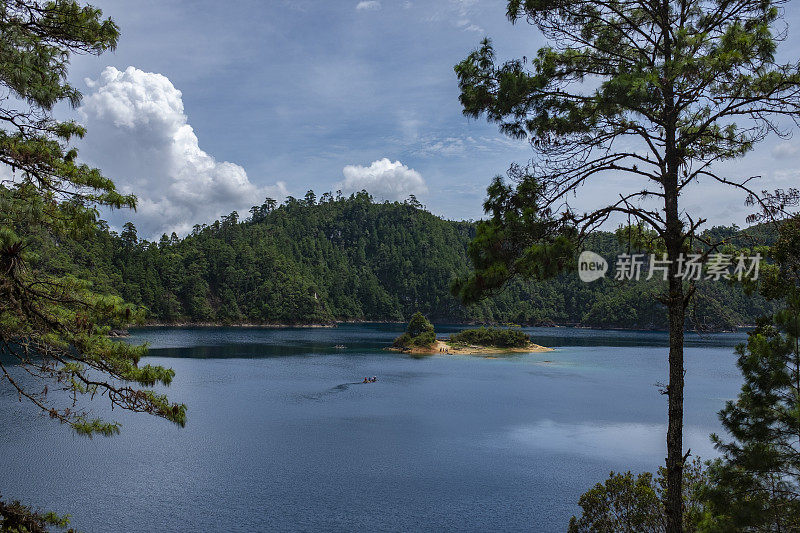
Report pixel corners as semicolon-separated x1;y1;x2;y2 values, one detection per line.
663;143;685;533
662;13;684;517
665;272;685;533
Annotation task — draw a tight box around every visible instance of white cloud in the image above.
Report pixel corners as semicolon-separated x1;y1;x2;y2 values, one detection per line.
356;1;381;10
456;19;483;32
420;136;468;156
398;113;423;140
337;158;427;201
772;141;800;159
425;1;485;33
452;0;484;32
413;134;521;157
79;66;287;237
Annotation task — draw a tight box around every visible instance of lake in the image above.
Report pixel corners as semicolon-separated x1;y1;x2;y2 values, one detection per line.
0;324;746;532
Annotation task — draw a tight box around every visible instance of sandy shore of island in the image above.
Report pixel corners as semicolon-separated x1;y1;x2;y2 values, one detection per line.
388;339;553;356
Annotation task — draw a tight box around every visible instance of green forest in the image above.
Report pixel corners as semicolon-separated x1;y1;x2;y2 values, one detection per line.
21;189;774;331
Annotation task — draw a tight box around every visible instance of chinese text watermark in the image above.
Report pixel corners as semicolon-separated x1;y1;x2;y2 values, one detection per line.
578;252;761;283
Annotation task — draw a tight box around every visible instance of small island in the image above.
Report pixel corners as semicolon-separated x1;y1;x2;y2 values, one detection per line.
388;313;552;355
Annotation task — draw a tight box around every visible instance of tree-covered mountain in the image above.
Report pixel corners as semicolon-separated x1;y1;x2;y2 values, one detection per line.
38;191;775;330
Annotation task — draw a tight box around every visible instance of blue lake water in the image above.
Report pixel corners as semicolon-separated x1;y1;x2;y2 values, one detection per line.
0;325;746;532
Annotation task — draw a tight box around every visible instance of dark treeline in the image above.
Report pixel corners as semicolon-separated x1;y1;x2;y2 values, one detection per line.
41;191;774;330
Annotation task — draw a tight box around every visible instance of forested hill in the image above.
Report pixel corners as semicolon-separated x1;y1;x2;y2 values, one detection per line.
55;192;773;330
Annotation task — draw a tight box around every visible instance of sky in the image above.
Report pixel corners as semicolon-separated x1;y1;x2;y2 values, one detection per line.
58;0;800;238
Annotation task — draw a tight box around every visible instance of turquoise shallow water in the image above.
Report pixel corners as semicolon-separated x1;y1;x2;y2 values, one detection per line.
0;324;746;532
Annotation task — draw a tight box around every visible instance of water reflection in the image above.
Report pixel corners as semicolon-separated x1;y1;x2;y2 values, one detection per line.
504;419;718;461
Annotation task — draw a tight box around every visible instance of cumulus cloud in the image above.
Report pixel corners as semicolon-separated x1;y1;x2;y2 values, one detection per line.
356;1;381;10
337;158;427;201
79;66;286;237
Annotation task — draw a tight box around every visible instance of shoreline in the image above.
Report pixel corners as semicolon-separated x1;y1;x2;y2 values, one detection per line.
387;339;554;356
134;322;337;329
131;321;747;334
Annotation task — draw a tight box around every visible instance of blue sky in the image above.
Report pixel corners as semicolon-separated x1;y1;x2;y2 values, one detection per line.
64;0;800;237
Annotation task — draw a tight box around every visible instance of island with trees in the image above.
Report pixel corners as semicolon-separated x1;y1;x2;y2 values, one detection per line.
390;313;552;355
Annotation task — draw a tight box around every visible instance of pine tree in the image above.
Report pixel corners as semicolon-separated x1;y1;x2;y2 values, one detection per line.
568;458;709;533
701;216;800;531
0;1;185;437
394;311;435;348
453;2;800;528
